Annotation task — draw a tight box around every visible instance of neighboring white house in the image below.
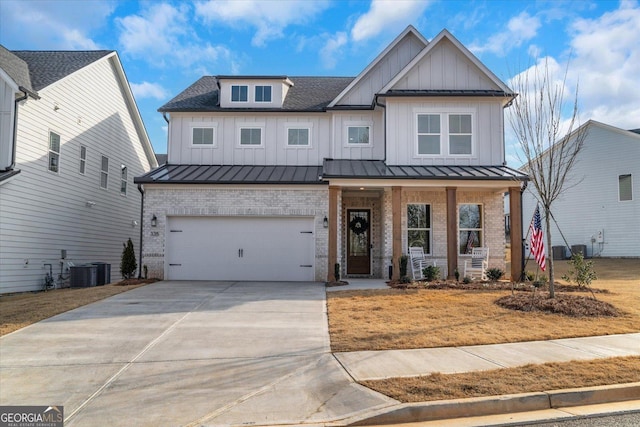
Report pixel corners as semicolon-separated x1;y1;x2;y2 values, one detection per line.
0;46;157;294
522;120;640;259
135;26;528;283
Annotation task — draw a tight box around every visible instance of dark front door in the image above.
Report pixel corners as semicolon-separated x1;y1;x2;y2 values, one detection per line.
347;209;371;275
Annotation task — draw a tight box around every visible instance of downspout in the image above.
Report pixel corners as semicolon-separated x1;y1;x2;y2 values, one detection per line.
374;95;387;162
5;87;39;172
137;184;145;279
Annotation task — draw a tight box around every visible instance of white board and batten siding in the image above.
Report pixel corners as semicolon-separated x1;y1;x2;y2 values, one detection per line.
166;216;315;281
522;122;640;258
0;55;154;293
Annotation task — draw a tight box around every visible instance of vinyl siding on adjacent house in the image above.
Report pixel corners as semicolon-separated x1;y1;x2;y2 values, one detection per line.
522;123;640;258
0;77;16;170
0;56;153;293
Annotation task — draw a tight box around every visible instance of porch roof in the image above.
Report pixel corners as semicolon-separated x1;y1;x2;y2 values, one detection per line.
134;164;325;185
322;159;528;181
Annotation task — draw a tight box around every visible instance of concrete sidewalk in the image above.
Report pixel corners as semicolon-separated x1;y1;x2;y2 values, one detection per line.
335;333;640;381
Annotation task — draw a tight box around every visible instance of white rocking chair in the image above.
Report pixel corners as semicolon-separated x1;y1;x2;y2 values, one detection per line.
409;247;426;280
464;247;489;281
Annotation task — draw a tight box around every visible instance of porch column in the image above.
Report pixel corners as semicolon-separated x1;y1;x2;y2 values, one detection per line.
509;187;524;282
327;185;339;282
446;187;458;280
392;186;402;280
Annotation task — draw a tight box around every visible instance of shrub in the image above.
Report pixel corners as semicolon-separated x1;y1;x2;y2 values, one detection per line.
562;252;597;287
334;263;341;280
120;238;137;280
462;276;472;284
399;255;408;278
422;265;441;281
454;268;460;282
400;275;412;284
486;268;504;281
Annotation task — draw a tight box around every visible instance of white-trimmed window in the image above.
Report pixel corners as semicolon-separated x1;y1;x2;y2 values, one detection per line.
239;127;263;146
417;114;441;155
48;131;61;172
449;114;472;154
415;110;475;156
100;155;109;189
286;124;311;147
79;145;86;174
459;204;483;254
191;126;216;146
346;125;371;145
120;165;127;195
255;85;272;102
231;85;248;102
619;174;632;201
408;204;431;254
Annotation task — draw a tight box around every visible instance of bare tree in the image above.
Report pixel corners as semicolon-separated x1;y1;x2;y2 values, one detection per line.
508;58;587;298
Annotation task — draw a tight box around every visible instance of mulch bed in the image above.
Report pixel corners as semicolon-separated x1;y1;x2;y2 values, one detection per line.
114;278;159;286
388;280;609;293
495;292;620;317
326;280;350;287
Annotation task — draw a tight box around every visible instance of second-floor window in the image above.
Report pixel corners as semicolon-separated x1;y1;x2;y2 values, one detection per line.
79;145;86;174
619;174;632;201
231;85;248;102
417;114;440;155
255;85;272;102
416;112;474;156
449;114;472;155
347;126;370;145
120;165;127;195
287;128;310;146
240;127;262;146
100;155;109;189
48;131;61;173
192;127;215;146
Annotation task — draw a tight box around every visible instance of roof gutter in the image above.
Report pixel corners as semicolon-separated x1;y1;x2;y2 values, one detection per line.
3;87;39;173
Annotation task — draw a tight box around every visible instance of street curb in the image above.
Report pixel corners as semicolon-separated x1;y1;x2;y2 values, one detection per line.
341;382;640;426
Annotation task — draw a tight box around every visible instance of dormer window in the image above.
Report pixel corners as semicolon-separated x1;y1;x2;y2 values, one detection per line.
255;85;272;103
231;85;248;102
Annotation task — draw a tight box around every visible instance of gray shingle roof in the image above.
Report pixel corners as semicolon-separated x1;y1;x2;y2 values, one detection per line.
323;159;528;181
159;76;355;112
135;164;325;185
11;50;113;91
0;45;34;93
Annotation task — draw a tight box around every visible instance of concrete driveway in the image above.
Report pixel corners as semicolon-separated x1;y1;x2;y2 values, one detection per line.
0;281;395;426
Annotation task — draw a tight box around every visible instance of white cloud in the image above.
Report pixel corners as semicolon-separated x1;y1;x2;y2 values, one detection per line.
351;0;431;42
130;81;169;100
195;0;330;47
320;32;348;69
0;0;113;49
470;11;541;56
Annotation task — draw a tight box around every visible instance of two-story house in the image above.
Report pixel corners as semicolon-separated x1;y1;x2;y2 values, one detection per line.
135;27;527;283
0;46;157;293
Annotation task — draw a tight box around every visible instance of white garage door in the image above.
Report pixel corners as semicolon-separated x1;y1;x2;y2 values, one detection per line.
166;216;315;281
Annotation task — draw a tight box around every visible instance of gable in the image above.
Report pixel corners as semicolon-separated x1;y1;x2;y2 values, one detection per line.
334;31;427;106
390;37;501;91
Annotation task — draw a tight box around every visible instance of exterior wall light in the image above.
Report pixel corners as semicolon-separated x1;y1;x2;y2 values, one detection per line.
151;215;158;227
323;216;328;228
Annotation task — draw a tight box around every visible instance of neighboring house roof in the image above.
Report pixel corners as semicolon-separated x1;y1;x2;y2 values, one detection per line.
323;159;528;181
0;169;21;183
628;128;640;135
11;50;113;91
159;76;354;112
0;44;35;94
135;164;324;185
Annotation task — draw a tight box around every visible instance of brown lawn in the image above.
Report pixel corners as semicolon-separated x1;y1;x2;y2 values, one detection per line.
328;259;640;352
0;281;153;336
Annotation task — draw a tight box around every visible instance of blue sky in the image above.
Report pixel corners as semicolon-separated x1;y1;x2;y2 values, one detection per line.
1;0;638;165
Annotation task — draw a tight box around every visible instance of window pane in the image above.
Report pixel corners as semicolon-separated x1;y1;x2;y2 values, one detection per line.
101;173;108;189
450;135;472;154
288;128;309;146
407;204;430;228
408;230;430;253
449;114;471;133
121;166;127;180
121;180;127;194
255;85;271;102
240;128;261;145
418;135;440;154
101;156;109;172
459;204;481;228
80;145;86;159
348;126;369;144
619;174;632;201
80;160;85;174
49;132;60;152
193;128;214;145
418;114;440;133
459;230;481;254
49;153;59;172
232;85;247;101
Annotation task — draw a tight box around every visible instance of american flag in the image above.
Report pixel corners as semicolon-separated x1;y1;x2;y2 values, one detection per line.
529;205;546;271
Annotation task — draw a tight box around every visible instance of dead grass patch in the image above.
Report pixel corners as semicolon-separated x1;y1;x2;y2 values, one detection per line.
361;356;640;402
495;292;620;317
0;280;156;336
328;259;640;352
